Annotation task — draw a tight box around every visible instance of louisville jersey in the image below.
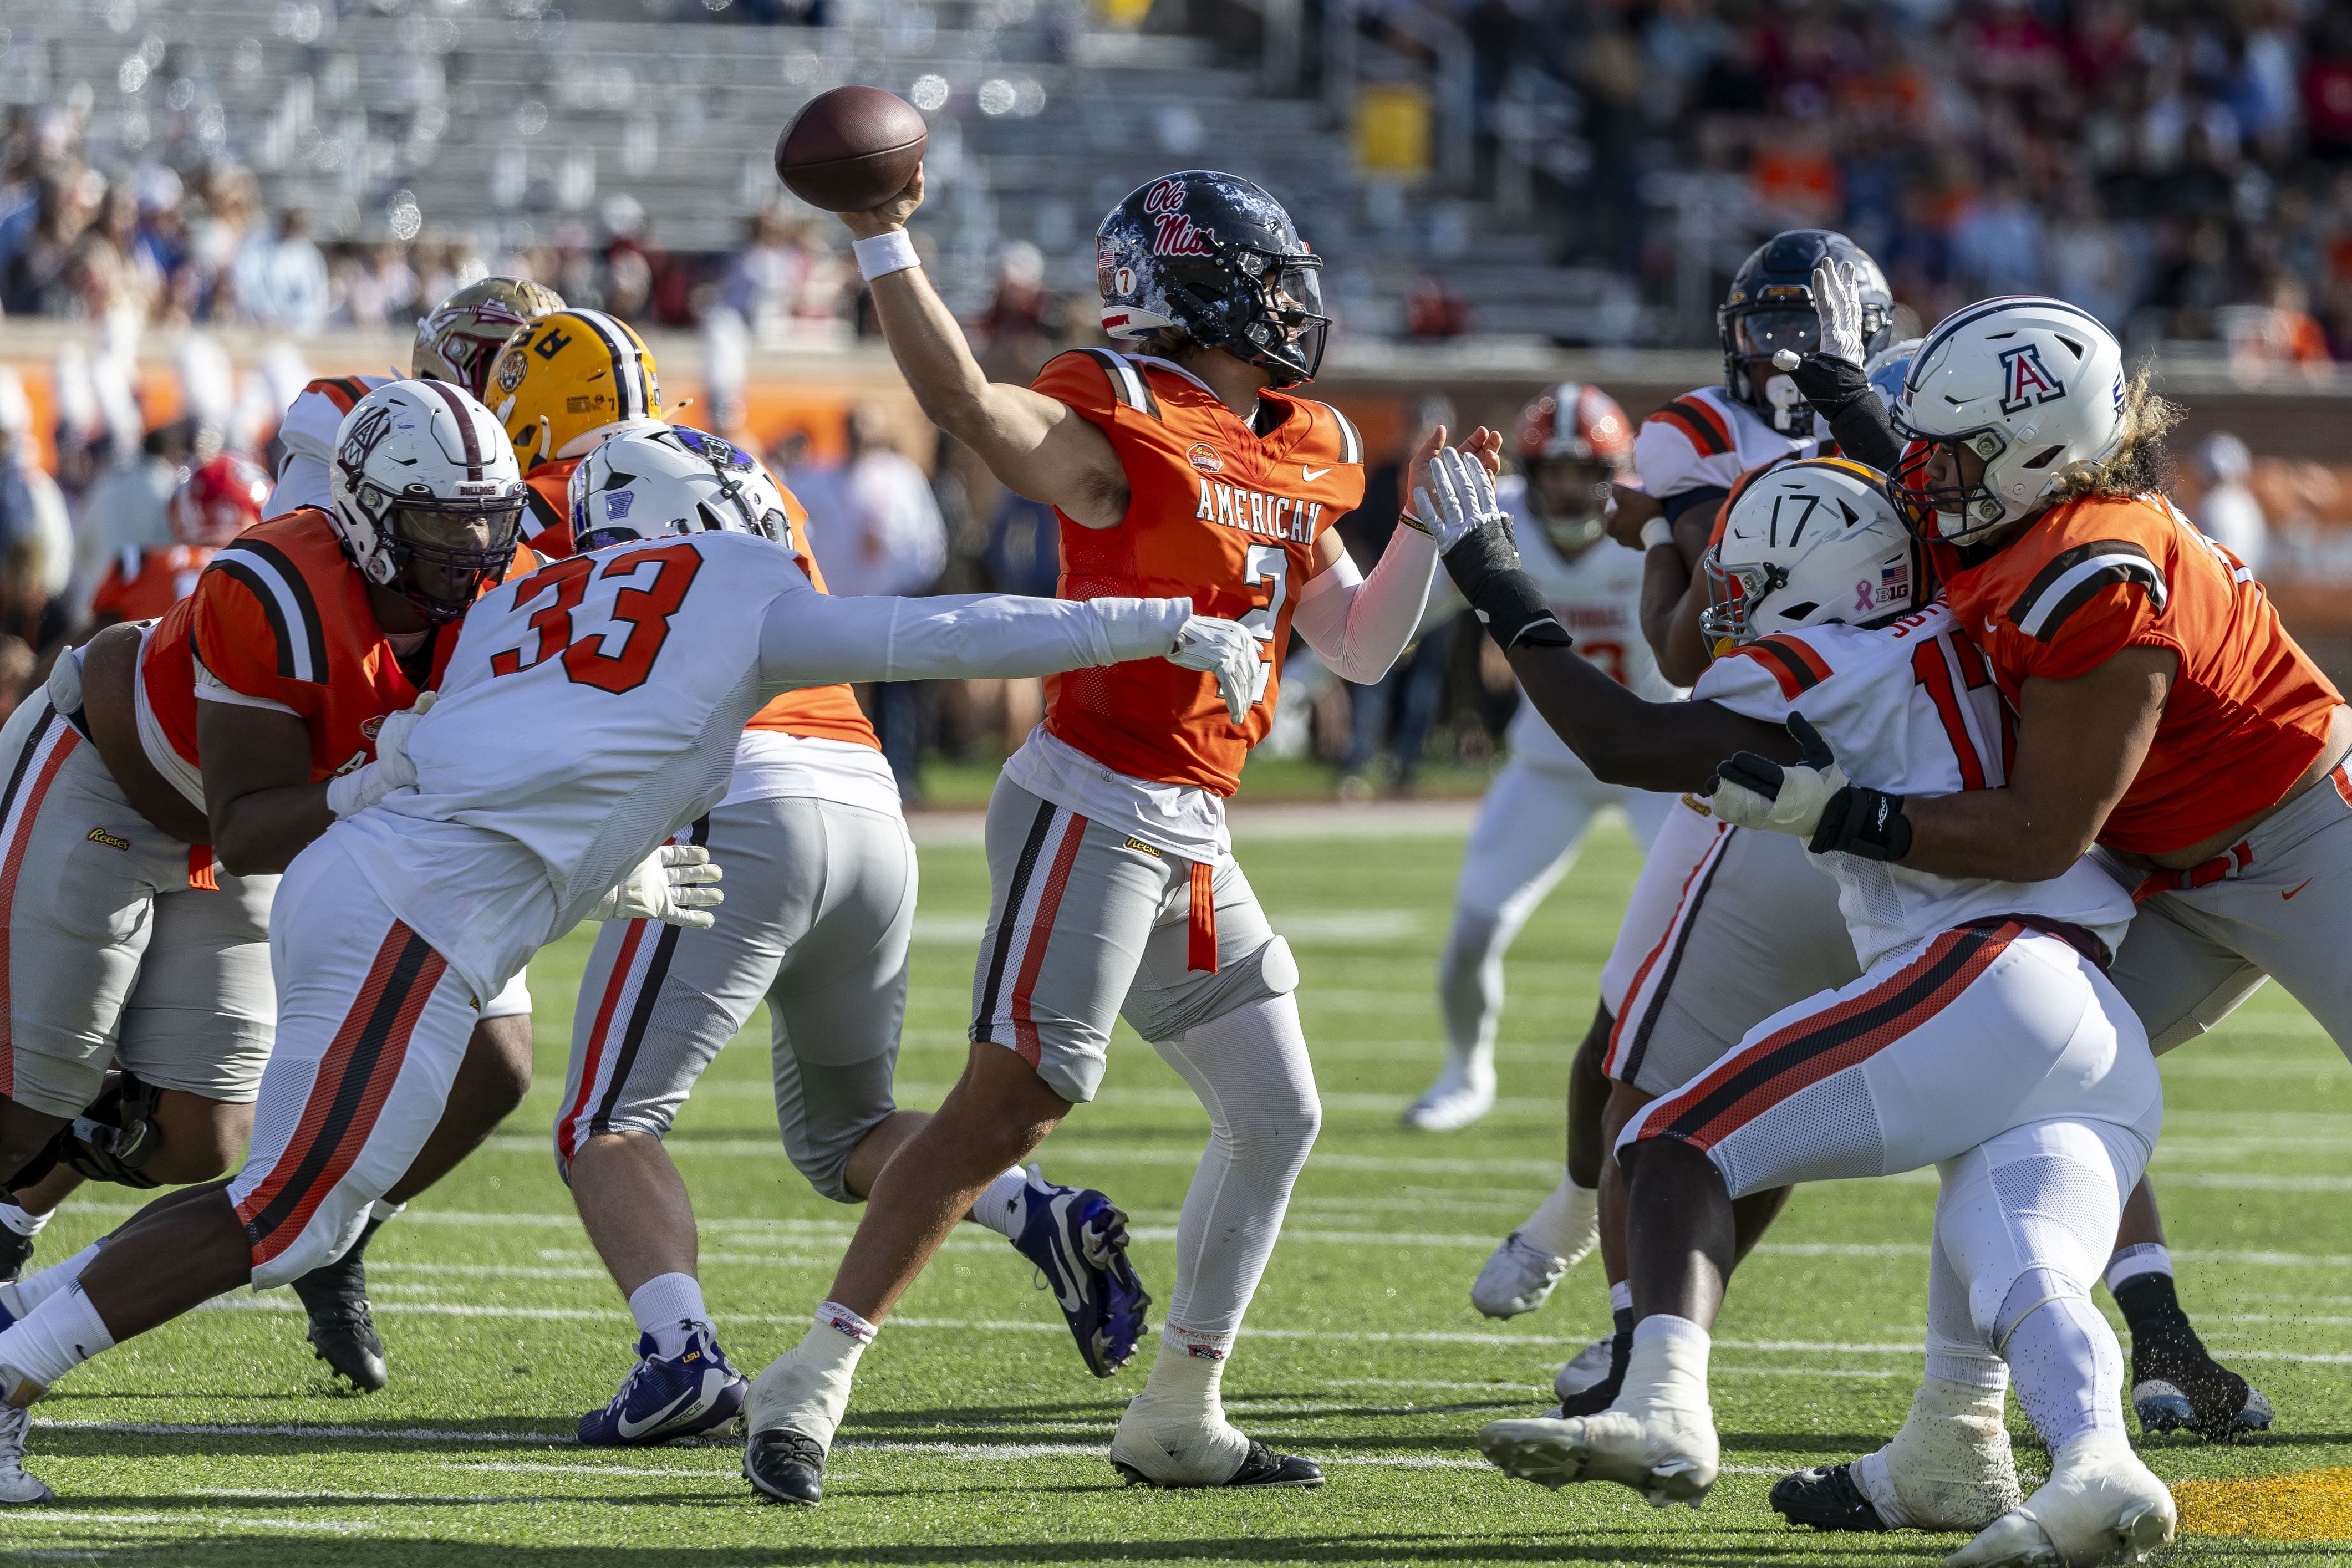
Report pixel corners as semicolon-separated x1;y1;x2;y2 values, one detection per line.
1694;603;2134;968
1036;348;1365;793
90;543;213;624
1635;385;1824;523
267;373;393;515
1933;492;2342;856
1499;474;1678;773
136;508;519;803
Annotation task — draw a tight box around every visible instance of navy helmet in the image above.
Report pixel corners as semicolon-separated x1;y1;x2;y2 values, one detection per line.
1095;170;1328;388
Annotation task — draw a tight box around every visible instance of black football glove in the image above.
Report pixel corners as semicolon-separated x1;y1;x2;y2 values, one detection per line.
1707;712;1910;861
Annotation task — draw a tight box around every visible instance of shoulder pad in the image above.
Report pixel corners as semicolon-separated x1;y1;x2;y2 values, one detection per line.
1643;396;1735;458
1289;399;1364;466
1040;348;1163;420
2006;538;2169;643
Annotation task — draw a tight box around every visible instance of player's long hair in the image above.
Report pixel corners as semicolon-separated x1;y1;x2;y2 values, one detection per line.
2044;366;2180;506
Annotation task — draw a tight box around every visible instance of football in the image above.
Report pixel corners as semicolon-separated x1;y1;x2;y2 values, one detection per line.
773;85;928;213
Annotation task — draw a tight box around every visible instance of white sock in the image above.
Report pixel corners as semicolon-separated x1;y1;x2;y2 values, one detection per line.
0;1284;114;1393
1519;1177;1598;1265
2103;1241;2170;1294
0;1200;48;1239
744;1302;874;1451
1850;1373;2020;1531
1609;1279;1633;1315
969;1167;1030;1241
1623;1314;1712;1414
367;1198;404;1228
1998;1269;2125;1450
1113;1323;1249;1484
628;1272;710;1358
2;1242;102;1321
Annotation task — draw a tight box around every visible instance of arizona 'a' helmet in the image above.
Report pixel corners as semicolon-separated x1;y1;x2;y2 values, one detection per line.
413;277;566;401
1096;171;1328;388
486;308;664;471
328;379;528;623
1514;383;1633;554
1887;296;2126;543
569;424;792;552
1720;230;1892;436
170;450;271;547
1702;457;1922;650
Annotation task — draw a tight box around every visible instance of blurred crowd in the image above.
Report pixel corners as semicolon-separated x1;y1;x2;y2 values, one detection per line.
1378;0;2352;360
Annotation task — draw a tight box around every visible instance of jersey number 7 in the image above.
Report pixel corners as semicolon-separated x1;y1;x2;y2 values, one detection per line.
488;544;704;695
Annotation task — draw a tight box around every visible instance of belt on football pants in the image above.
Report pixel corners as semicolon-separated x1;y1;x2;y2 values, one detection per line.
1970;913;2111;973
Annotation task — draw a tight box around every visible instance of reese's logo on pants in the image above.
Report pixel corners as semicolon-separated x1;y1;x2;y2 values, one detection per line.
86;827;131;852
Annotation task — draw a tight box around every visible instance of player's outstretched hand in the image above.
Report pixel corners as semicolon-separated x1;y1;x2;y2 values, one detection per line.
1707;712;1849;839
593;843;726;929
841;165;925;240
1412;445;1510;553
1165;614;1260;726
1770;257;1865;374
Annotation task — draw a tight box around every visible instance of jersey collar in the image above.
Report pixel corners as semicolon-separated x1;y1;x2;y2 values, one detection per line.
1126;352;1298;451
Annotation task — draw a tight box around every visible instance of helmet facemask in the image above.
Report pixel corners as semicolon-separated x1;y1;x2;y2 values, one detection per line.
1698;548;1784;652
1886;414;2015;543
1525;457;1615;556
1165;241;1328;388
345;477;525;623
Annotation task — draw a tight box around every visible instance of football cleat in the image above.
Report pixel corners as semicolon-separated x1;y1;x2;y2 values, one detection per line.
744;1428;827;1506
289;1247;388;1392
0;1226;31;1286
1554;1334;1617;1401
1112;1437;1322;1490
1010;1169;1149;1378
1943;1430;2175;1567
579;1325;749;1447
1470;1234;1567;1318
1556;1330;1631;1415
2130;1327;2272;1440
1401;1058;1495;1132
1772;1463;1888;1531
1478;1404;1719;1509
0;1398;50;1506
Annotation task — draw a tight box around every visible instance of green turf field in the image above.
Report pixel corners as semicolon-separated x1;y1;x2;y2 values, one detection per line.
6;814;2348;1565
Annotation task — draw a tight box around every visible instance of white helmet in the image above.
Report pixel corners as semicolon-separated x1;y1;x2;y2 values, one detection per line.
1889;296;2125;543
1702;457;1923;650
568;424;792;553
327;379;528;624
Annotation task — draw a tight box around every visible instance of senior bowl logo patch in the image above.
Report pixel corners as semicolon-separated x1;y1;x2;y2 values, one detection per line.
85;827;130;852
1997;343;2065;415
1187;443;1221;475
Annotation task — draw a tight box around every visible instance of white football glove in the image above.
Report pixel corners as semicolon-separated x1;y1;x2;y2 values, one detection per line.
1707;712;1849;839
324;690;434;819
1813;257;1866;367
590;843;726;929
1410;445;1508;553
1165;614;1260;726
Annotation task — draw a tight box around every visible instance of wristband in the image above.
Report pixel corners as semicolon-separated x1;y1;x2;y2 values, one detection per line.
1397;510;1434;537
852;229;919;281
1640;517;1675;551
1808;785;1911;862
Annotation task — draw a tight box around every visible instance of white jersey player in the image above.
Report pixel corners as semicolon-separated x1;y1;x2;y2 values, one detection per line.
1408;385;1679;1137
0;380;1264;1505
264;276;564;516
1427;452;2178;1567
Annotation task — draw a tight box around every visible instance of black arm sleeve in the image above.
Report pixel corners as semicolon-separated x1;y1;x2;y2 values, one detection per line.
1785;353;1902;472
1501;644;1796;792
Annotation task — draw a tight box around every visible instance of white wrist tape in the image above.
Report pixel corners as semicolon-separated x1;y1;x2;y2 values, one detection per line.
1640;517;1676;551
852;230;919;281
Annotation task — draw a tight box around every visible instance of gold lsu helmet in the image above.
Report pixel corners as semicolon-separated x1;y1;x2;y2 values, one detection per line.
487;308;664;471
411;277;566;401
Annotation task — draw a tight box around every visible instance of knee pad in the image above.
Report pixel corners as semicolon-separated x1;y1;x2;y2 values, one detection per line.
1256;935;1298;998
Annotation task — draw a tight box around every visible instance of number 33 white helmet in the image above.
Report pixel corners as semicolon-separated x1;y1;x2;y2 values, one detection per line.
328;379;528;623
1702;457;1925;651
1888;296;2126;542
567;424;793;553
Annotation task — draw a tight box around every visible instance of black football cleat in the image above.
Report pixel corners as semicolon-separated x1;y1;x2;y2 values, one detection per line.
1555;1330;1630;1418
744;1428;828;1506
1112;1438;1323;1489
0;1225;32;1286
2131;1327;2272;1440
1771;1463;1888;1531
291;1245;388;1392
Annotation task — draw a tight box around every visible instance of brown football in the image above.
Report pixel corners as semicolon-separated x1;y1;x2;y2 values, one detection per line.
773;86;928;213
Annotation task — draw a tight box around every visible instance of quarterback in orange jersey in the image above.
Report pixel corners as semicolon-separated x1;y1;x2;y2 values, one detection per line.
87;451;270;628
481;307;668;558
265;276;565;520
733;165;1459;1507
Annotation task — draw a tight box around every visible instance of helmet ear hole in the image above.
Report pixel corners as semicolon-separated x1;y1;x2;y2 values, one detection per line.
2022;444;2066;470
1779;601;1818;621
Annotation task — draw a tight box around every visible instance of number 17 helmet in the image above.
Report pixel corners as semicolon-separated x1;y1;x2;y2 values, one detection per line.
1701;457;1923;650
1095;170;1330;388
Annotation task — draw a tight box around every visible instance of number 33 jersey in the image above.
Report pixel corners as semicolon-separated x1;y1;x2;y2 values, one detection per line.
1034;348;1365;795
1691;602;2134;969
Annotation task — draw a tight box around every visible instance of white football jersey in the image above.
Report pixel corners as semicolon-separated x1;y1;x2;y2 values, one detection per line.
324;530;1187;997
1633;384;1824;511
1500;475;1679;774
266;372;394;515
1692;602;2134;968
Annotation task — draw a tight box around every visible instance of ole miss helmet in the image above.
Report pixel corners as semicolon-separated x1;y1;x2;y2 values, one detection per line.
1095;170;1330;388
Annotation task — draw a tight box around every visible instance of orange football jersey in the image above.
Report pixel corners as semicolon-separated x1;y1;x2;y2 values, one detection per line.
140;508;532;785
1034;349;1366;794
1934;491;2341;855
90;544;215;623
522;458;578;559
743;475;880;751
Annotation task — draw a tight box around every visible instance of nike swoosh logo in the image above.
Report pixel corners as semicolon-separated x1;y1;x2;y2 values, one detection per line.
2283;878;2314;900
615;1387;698;1440
1040;1194;1090;1315
1303;465;1331;481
